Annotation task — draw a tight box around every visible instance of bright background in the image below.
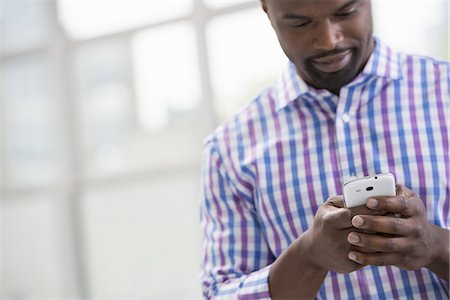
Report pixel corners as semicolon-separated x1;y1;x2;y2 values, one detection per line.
0;0;448;299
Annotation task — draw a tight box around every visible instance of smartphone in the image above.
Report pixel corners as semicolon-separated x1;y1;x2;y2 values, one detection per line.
343;173;396;208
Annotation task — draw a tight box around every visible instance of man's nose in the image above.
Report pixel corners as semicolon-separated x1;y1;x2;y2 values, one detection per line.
313;20;344;51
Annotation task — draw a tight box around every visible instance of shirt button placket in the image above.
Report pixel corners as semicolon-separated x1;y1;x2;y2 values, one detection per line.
335;87;360;180
341;113;351;123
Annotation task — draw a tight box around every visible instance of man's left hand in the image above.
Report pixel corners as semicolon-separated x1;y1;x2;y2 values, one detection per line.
346;184;449;280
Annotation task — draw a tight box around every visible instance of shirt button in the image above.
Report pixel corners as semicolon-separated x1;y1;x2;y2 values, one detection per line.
341;113;351;123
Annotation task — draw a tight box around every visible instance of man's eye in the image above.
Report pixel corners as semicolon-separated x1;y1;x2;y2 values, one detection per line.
337;9;356;17
290;21;311;28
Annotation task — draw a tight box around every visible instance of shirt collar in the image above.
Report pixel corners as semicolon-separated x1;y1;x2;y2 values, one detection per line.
359;36;402;81
275;37;403;111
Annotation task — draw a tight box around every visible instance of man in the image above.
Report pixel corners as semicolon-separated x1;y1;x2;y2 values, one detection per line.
200;0;449;299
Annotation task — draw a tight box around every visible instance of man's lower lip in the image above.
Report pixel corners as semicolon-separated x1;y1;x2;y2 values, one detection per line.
312;51;352;73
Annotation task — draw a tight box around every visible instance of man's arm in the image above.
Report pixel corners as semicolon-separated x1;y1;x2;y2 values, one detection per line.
268;231;328;300
347;184;449;281
200;141;275;299
201;140;365;299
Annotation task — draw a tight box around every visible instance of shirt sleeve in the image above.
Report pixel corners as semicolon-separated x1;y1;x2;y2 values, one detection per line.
200;139;275;300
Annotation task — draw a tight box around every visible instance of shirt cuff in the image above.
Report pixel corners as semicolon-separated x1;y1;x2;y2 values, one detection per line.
237;264;272;300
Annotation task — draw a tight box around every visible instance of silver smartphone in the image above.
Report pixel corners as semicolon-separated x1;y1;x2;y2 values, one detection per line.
343;173;396;208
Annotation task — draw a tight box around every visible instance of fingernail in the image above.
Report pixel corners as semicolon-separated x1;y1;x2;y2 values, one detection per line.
348;252;357;262
348;234;360;244
352;216;364;227
367;198;378;208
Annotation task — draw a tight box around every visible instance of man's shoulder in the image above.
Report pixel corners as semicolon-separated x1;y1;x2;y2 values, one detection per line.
204;86;277;148
397;51;450;73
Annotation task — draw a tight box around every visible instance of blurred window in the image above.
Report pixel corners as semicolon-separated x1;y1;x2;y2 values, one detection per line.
57;1;194;39
204;0;252;10
372;1;448;60
3;54;63;187
74;38;131;177
207;7;287;121
132;22;201;132
1;1;50;53
3;195;66;297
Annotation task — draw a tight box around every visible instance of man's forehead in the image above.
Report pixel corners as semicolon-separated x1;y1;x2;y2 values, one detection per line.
266;0;366;14
267;0;363;7
268;0;356;3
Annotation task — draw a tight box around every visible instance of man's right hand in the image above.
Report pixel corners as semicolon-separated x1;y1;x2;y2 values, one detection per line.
303;196;364;274
269;196;365;299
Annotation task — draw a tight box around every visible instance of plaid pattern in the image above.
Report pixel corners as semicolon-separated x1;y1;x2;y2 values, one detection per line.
200;37;450;299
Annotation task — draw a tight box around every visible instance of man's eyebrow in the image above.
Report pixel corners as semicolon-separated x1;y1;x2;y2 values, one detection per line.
337;0;361;12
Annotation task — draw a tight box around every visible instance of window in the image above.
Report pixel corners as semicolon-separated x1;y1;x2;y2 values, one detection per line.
207;7;286;120
57;1;193;39
3;54;63;187
132;22;201;131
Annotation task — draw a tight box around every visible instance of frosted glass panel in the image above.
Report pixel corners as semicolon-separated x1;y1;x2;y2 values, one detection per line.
132;22;201;131
74;35;205;178
3;55;63;187
74;39;131;178
2;196;66;298
1;1;50;52
81;172;202;298
204;0;254;9
207;8;287;122
58;1;193;39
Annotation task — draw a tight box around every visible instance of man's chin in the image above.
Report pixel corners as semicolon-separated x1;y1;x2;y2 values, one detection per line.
310;66;359;92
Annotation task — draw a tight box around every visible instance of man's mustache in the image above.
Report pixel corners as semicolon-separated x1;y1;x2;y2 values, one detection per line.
308;47;353;61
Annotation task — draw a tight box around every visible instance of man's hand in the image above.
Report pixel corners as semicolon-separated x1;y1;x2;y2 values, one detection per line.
346;184;449;281
269;196;367;299
303;196;365;273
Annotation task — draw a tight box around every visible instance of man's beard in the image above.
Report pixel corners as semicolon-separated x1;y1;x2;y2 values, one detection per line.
304;48;362;92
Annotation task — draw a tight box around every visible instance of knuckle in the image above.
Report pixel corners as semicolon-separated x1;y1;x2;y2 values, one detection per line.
321;211;333;224
399;196;415;214
385;239;398;251
391;218;402;234
320;212;337;230
355;254;367;265
405;187;416;198
410;222;421;238
399;196;408;210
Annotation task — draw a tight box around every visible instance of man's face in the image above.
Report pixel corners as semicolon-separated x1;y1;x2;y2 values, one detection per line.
262;0;374;94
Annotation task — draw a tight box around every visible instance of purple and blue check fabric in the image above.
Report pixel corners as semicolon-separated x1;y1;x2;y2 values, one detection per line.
200;37;449;299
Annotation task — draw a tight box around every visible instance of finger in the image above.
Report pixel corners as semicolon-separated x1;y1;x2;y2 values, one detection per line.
347;232;409;252
395;184;417;198
349;205;387;217
349;244;378;254
351;214;412;235
326;195;345;208
323;208;353;229
348;251;399;266
366;193;419;217
322;196;354;229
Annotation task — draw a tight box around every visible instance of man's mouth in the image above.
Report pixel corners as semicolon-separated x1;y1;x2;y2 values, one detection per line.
311;49;352;73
